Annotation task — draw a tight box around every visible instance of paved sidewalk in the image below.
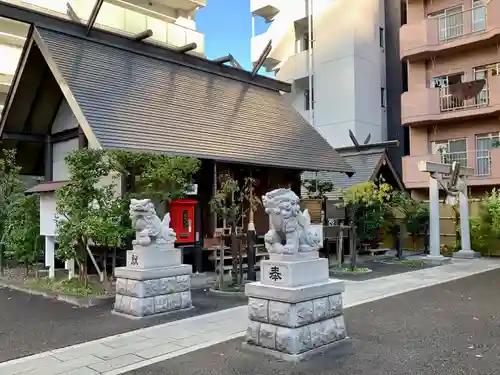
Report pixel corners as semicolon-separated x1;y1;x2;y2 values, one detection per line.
0;258;499;375
128;267;500;375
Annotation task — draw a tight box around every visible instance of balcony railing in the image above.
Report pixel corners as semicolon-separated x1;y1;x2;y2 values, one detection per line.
2;0;205;55
438;150;492;176
435;5;487;44
400;0;500;61
401;75;500;125
439;84;489;112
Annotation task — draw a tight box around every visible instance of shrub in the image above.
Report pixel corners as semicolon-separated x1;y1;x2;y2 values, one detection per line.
468;189;500;256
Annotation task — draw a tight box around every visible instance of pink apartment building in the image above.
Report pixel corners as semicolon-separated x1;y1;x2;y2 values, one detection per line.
401;0;500;199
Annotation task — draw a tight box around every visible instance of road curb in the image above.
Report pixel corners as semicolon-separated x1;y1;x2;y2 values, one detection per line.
0;280;113;307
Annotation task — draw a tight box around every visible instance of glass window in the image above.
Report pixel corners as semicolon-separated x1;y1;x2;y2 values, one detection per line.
379;27;384;48
304;88;314;111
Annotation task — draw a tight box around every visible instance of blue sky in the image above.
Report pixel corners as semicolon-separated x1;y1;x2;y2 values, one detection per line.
196;0;270;74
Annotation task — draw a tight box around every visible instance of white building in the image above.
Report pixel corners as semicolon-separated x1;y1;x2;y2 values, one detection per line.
0;0;206;117
251;0;388;149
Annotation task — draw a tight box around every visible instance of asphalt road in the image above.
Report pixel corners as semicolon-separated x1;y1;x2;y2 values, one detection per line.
127;269;500;375
0;287;246;362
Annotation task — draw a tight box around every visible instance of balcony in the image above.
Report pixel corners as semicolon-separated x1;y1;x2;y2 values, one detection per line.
148;0;207;11
163;23;204;55
0;17;29;47
403;149;500;188
401;1;500;61
94;17;205;55
251;0;281;19
402;75;500;126
0;73;13;94
1;1;204;54
275;49;309;83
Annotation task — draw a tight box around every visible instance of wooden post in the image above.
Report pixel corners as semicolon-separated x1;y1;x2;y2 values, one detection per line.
45;236;56;279
337;226;344;267
349;222;357;271
247;175;256;281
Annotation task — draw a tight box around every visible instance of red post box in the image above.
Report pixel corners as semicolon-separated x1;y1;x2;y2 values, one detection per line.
170;199;198;244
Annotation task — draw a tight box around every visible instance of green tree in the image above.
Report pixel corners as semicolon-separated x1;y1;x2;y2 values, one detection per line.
343;181;394;245
302;179;334;199
210;173;241;287
109;150;201;204
108;150;201;243
392;191;429;250
3;194;41;276
56;149;126;286
0;149;25;276
209;174;263;287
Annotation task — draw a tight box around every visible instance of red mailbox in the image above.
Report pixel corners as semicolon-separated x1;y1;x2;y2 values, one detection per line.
170;199;198;244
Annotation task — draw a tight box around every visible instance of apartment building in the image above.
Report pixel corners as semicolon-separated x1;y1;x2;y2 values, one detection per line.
0;0;206;117
401;0;500;198
250;0;407;174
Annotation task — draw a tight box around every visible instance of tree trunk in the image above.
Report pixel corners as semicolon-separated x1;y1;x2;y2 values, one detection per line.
238;237;243;285
218;237;225;289
83;252;89;288
112;247;117;279
0;243;4;277
103;249;110;292
350;224;357;271
25;261;29;277
231;228;238;285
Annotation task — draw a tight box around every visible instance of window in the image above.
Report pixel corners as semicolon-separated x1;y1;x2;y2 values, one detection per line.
473;64;496;106
472;0;487;32
476;132;497;175
380;87;386;108
430;73;465;111
428;6;464;42
304;88;314;111
379;27;385;48
431;138;467;166
302;32;310;51
401;0;407;26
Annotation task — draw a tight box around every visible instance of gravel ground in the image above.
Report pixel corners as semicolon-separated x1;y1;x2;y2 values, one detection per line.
0;287;246;362
126;269;500;375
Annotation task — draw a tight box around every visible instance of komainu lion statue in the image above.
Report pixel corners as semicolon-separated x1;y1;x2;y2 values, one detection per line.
262;188;320;254
129;198;177;246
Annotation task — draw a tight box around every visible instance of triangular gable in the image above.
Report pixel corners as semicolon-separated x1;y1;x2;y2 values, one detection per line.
1;25;353;173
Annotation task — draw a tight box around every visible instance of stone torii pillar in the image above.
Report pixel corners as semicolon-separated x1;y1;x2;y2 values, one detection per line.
418;161;477;263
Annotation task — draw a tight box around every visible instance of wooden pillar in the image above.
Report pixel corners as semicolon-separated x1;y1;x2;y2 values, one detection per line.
78;127;87;149
212;160;217;235
44;135;53;181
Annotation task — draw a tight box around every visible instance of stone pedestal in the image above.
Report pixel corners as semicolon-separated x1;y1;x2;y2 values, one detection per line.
452;249;480;259
244;252;347;361
113;244;192;319
423;255;452;265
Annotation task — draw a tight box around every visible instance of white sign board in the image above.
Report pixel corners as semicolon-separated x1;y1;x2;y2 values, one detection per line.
40;193;60;236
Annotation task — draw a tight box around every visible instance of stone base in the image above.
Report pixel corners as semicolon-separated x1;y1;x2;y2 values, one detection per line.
452;249;481;259
423;255;452;265
113;265;192;318
125;244;181;270
244;279;347;361
242;337;351;362
112;305;194;320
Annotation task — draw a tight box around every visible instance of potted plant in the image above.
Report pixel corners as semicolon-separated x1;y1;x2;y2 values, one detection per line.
301;179;334;223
